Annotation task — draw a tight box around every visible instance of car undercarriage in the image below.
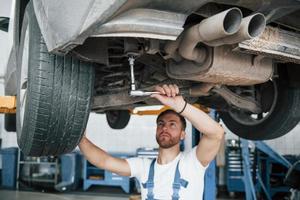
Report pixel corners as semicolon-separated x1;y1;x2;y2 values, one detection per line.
4;0;300;155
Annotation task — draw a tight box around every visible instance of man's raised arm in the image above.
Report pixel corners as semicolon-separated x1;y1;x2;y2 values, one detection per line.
79;134;131;176
151;84;224;167
180;102;224;167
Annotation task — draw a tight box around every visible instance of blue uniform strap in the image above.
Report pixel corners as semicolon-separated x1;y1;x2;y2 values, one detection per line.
142;158;189;200
172;161;189;200
142;159;156;200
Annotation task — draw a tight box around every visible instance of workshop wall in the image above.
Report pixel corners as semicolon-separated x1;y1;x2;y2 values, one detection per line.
265;124;300;155
85;113;192;154
222;121;300;156
0;0;11;76
0;0;16;149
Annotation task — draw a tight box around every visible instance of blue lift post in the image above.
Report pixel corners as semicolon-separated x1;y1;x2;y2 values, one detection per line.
192;109;218;200
240;139;259;200
240;138;292;200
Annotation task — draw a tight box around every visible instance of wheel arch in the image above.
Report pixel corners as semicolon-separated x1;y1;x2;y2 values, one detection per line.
278;63;300;88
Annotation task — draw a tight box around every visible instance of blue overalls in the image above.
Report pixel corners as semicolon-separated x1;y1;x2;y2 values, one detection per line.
142;158;189;200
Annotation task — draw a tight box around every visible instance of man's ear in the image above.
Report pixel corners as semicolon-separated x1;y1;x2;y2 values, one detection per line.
180;131;186;140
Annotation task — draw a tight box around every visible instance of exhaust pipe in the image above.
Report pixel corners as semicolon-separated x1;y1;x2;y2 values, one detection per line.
207;13;266;46
178;8;242;63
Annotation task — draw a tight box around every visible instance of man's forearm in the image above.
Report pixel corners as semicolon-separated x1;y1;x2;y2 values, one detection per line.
79;136;110;169
180;102;224;139
79;136;131;176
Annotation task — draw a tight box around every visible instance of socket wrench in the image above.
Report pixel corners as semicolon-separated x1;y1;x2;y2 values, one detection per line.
129;90;160;97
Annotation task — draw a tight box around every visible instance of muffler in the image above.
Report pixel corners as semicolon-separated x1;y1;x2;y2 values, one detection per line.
167;45;273;86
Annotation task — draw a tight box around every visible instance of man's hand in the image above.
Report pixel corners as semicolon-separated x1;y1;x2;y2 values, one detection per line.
152;84;224;167
151;84;186;112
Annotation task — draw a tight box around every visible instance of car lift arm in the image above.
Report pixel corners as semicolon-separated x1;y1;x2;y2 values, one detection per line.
240;139;292;200
0;96;16;113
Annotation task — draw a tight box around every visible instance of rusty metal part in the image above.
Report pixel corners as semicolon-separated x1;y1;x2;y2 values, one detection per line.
164;35;183;61
92;91;148;109
92;91;192;109
167;45;273;86
131;83;215;97
178;8;242;63
212;86;262;113
236;26;300;64
207;13;266;46
92;82;213;109
188;83;215;96
145;39;160;55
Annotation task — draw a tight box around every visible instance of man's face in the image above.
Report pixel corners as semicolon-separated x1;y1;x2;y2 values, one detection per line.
156;113;185;149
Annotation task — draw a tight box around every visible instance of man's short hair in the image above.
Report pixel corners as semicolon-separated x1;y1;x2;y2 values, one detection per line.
156;109;186;131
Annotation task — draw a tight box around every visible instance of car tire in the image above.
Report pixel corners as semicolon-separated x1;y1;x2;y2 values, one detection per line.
106;110;131;129
17;2;94;156
219;79;300;140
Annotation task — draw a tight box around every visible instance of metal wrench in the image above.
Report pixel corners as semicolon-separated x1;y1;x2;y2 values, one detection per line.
129;90;161;97
130;90;188;97
128;55;161;97
128;55;186;97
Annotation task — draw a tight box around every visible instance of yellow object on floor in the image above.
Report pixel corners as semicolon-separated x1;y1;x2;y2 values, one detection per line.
129;195;141;200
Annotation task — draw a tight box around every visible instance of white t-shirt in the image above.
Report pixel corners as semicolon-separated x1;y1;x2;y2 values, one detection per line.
126;147;207;200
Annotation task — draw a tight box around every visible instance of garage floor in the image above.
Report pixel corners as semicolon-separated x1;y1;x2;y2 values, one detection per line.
0;189;242;200
1;190;130;200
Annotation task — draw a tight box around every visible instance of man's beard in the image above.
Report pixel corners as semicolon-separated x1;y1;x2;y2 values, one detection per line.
156;133;181;149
